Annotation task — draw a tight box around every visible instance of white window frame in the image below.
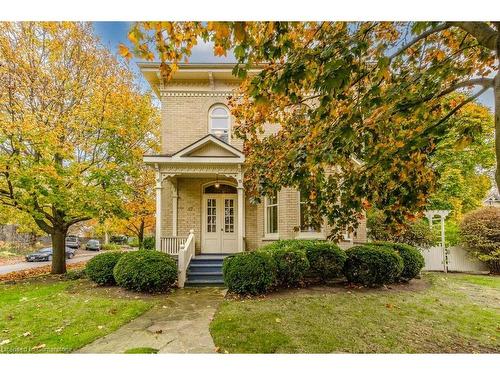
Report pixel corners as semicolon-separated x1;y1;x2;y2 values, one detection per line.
297;191;325;239
208;104;231;143
264;193;279;239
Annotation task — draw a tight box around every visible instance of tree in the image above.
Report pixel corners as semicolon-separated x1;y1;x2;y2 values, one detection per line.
0;22;158;273
460;207;500;273
107;167;156;248
428;97;495;220
122;21;499;238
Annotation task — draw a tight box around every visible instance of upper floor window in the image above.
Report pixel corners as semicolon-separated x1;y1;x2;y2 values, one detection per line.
209;105;230;143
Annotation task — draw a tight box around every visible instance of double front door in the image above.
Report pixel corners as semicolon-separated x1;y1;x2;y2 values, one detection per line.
202;194;238;253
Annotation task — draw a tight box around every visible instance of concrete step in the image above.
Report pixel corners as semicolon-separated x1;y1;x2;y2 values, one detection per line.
185;280;225;286
186;274;224;283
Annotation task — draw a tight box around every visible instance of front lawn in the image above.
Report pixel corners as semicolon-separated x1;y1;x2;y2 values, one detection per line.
210;273;500;353
0;276;156;353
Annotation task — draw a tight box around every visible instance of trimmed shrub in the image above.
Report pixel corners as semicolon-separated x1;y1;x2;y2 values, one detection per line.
260;243;310;287
305;242;347;281
344;245;403;286
371;242;425;281
460;207;500;274
223;252;276;295
113;250;177;293
85;251;125;286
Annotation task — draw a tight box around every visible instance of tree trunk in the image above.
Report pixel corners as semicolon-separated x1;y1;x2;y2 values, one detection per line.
493;24;500;192
104;231;109;245
138;219;145;249
51;228;67;274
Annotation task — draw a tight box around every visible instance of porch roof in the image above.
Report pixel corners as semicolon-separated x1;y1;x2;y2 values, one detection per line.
143;134;245;165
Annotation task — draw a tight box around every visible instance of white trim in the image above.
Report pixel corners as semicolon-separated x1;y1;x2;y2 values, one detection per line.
144;156;244;164
264;193;279;237
296;232;326;240
173;134;243;159
208;104;231;144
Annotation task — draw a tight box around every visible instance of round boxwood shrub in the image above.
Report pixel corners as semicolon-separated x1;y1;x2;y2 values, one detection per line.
344;245;403;286
85;251;125;286
371;241;425;281
222;251;276;295
113;250;177;293
305;242;347;281
260;244;309;287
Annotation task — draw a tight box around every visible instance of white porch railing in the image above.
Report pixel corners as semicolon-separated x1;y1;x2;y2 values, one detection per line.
177;229;195;288
160;236;187;256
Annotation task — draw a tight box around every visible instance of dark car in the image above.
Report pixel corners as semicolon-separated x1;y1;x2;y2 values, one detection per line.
25;247;76;262
110;235;127;245
85;239;101;251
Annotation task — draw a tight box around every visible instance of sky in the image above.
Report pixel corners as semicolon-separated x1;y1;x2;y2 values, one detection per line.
92;22;494;110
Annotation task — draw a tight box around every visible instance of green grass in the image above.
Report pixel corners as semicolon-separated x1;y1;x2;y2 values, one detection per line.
0;276;155;353
210;273;500;353
124;347;159;354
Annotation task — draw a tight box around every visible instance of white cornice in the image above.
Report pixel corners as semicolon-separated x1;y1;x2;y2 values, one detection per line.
160;91;236;97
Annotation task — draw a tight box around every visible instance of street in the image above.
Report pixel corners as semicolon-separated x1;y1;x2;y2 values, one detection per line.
0;250;99;275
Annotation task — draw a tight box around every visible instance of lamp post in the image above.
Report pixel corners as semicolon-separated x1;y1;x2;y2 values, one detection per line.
424;210;451;273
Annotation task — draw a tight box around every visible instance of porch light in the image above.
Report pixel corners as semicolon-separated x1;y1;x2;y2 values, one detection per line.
214;175;220;189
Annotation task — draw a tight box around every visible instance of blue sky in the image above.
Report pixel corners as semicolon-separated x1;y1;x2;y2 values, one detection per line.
92;22;494;110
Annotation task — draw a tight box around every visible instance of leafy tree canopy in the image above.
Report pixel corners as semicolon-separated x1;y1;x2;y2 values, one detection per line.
0;22;159;273
121;21;499;238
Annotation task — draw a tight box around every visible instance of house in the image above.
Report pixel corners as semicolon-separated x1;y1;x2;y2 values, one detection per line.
140;63;367;285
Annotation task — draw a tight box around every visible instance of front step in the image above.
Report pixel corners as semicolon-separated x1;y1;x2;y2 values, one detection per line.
185;253;231;286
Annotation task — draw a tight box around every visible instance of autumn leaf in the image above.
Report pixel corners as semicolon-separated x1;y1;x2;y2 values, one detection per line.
118;43;132;59
214;44;226;57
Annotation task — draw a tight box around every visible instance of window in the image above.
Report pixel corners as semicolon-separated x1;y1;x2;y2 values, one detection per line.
299;190;321;232
265;193;278;236
209;105;230;143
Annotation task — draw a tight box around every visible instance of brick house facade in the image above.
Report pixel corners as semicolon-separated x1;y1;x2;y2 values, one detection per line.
141;63;367;255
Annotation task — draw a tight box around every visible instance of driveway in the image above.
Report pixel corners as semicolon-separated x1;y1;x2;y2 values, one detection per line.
0;250;99;275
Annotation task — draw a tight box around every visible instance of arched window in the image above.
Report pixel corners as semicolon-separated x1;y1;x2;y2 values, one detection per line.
209;105;230;143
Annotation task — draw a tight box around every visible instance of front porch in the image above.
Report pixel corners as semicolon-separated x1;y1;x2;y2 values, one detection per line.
144;135;246;287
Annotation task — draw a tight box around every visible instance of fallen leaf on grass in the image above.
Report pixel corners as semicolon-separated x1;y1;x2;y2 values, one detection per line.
54;327;64;333
98;325;104;330
275;318;282;323
31;343;46;351
22;331;31;337
0;339;11;346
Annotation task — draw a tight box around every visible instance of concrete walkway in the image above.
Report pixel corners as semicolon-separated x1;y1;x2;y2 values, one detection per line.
77;287;227;354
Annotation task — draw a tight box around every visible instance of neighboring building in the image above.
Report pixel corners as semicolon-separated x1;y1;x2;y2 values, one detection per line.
141;63;367;257
484;191;500;207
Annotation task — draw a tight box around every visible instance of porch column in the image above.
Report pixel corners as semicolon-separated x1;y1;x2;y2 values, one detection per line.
155;169;163;251
237;178;245;252
171;177;178;236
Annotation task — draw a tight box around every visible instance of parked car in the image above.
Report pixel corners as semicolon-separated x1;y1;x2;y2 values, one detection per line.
85;239;101;251
65;236;80;249
25;247;76;262
110;235;127;245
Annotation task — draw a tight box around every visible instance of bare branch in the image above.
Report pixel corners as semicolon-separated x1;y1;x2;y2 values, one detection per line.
389;23;451;60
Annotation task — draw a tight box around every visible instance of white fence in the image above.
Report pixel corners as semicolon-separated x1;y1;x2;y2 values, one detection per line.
420;245;488;273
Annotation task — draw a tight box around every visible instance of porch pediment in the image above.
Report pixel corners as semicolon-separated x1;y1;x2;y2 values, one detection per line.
144;134;244;165
173;134;243;159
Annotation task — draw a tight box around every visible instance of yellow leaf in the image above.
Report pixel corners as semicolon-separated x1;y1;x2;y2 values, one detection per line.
118;44;132;59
